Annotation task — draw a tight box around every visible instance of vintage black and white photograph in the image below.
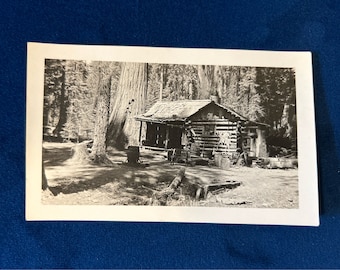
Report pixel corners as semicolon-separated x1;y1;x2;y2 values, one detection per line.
26;43;319;225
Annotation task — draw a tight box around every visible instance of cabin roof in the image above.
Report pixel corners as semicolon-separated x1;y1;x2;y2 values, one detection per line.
136;99;249;123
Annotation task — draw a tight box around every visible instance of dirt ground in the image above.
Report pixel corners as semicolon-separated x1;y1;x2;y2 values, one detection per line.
42;142;298;208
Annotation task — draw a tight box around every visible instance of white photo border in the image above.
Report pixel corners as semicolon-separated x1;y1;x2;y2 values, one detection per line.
26;42;319;226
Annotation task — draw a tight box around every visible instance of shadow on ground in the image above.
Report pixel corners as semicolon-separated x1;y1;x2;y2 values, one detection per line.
43;142;299;208
43;143;73;166
44;143;185;198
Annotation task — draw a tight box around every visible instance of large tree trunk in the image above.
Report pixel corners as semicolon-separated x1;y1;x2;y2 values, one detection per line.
42;161;54;196
42;162;48;190
197;65;213;99
281;102;291;136
107;63;147;149
214;66;224;102
159;65;164;101
43;95;54;127
53;68;67;138
225;67;239;106
90;75;112;165
197;65;223;102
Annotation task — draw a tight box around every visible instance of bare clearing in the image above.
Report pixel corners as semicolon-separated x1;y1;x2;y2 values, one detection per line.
42;142;298;208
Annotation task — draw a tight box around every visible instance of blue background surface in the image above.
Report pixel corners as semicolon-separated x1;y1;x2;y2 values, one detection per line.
1;0;340;268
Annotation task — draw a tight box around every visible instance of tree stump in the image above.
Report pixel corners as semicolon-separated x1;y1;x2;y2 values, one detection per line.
66;140;92;165
65;140;113;166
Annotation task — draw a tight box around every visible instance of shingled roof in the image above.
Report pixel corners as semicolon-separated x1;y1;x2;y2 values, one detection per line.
136;99;248;122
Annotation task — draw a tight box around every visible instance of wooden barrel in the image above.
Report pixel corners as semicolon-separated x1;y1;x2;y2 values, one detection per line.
127;146;140;163
214;153;230;170
220;155;231;170
214;152;222;167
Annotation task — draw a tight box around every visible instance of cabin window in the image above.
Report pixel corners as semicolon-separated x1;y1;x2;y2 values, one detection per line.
203;125;215;136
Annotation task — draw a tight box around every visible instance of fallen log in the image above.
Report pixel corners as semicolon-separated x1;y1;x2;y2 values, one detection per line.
195;180;241;200
151;168;186;205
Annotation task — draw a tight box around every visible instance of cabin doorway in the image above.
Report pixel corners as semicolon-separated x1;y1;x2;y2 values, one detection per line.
167;126;182;149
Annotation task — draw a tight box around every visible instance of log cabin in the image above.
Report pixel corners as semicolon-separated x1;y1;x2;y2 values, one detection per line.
135;99;268;160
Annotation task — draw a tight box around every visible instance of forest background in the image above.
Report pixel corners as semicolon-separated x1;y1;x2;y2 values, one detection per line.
43;60;296;160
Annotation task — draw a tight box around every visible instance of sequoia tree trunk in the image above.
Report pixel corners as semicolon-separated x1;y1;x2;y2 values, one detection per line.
90;75;112;165
107;63;147;149
197;65;223;102
197;65;212;99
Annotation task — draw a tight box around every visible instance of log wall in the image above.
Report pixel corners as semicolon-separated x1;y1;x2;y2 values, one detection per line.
189;120;238;156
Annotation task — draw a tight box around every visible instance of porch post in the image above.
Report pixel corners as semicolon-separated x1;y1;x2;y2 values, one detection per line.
165;126;169;149
138;121;143;146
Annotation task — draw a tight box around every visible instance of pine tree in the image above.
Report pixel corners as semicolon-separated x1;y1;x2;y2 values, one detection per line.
161;64;198;101
146;64;163;109
256;67;296;151
63;60;91;141
256;67;296;131
238;67;263;121
44;59;67;136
